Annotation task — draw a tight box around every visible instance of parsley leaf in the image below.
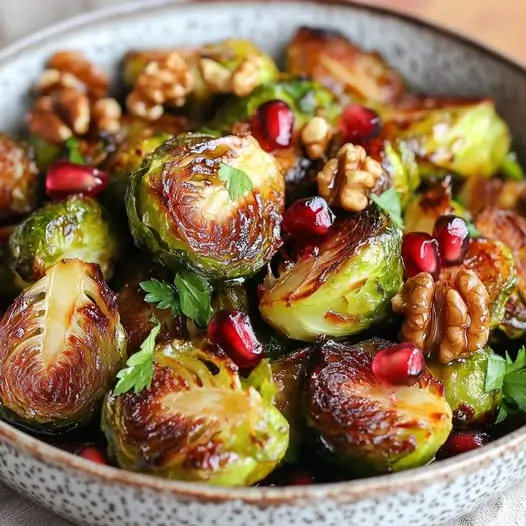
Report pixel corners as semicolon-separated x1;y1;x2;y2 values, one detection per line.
174;270;213;328
114;324;161;395
139;279;180;316
503;369;526;412
370;188;404;229
467;221;480;238
218;162;254;201
484;353;506;392
66;137;86;165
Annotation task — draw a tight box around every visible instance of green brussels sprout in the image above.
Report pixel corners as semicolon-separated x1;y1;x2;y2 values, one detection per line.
286;26;406;105
259;207;403;342
380;98;511;179
304;338;452;476
102;341;289;485
9;195;118;286
0;259;126;433
126;133;285;279
428;347;502;429
0;134;39;220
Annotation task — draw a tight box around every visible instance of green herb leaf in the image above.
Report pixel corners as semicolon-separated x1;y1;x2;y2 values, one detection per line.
114;324;161;395
467;221;480;238
505;347;526;373
370;188;404;229
174;270;213;327
218;162;254;201
139;279;180;316
66;137;86;165
485;353;506;392
500;151;524;181
503;369;526;412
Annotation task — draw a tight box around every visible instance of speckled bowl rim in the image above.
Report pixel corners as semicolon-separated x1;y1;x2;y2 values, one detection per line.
1;0;526;506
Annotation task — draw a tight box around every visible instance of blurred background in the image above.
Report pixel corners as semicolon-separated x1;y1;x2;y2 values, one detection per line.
0;0;522;63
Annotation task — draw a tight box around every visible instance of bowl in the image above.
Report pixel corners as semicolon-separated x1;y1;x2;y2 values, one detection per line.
1;1;526;525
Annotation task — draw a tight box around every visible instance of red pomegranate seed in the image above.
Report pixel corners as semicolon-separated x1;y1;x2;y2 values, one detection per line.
402;232;440;279
46;160;108;200
437;431;490;460
339;104;381;143
433;215;470;266
372;342;425;386
207;309;263;369
77;445;107;465
250;99;294;152
282;196;335;238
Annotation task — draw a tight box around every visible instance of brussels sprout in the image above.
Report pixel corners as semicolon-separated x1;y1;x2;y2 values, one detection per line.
212;279;249;313
9;195;118;286
381;98;511;179
102;341;289;485
304;338;452;476
0;259;126;433
259;207;403;341
126;133;285;279
286;26;406;105
429;348;502;429
0;134;39;220
499;291;526;340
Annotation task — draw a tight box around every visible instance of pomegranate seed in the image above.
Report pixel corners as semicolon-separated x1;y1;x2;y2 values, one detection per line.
402;232;440;279
433;215;470;266
250;99;294;152
282;197;335;238
207;309;263;369
437;431;490;460
77;445;107;465
46;160;108;200
339;104;381;143
372;342;425;386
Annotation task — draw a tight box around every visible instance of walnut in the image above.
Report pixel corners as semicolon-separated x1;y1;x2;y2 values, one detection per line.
301;116;332;160
392;270;491;364
126;52;193;121
92;98;122;134
317;143;383;212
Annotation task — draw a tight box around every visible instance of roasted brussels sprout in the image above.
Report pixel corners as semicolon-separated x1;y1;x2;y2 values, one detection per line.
102;341;289;485
304;338;452;476
499;291;526;340
0;259;126;433
259;207;403;341
429;347;502;429
286;26;406;105
9;195;118;286
126;133;285;279
381;98;511;179
0;134;39;220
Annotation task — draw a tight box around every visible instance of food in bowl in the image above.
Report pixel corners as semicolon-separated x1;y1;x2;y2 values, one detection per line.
0;25;525;487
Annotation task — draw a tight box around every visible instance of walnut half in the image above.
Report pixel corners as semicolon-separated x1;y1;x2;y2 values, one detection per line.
392;270;490;364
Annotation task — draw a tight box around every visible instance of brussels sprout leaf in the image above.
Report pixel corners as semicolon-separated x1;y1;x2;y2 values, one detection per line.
243;359;277;403
174;270;213;327
218;162;254;201
114;324;161;395
370;188;404;229
140;279;180;316
500;151;524;181
66;137;86;165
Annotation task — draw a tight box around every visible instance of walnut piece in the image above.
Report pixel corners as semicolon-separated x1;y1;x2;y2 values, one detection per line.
317;143;383;212
301;116;332;160
126;52;193;121
392;270;490;364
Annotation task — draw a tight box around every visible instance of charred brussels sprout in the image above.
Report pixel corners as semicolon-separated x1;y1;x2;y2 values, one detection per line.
126;133;285;279
9;195;118;286
304;338;452;476
0;134;39;220
286;26;406;105
102;341;289;485
0;259;126;433
429;347;502;429
259;207;403;341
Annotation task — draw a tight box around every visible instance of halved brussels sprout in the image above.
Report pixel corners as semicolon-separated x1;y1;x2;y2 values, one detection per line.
0;259;126;433
102;341;289;485
9;195;118;286
259;207;403;342
304;338;452;476
0;134;39;220
126;133;285;279
286;26;406;105
381;98;511;179
429;347;502;429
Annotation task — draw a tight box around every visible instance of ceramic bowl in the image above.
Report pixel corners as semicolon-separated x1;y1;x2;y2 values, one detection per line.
1;1;526;525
